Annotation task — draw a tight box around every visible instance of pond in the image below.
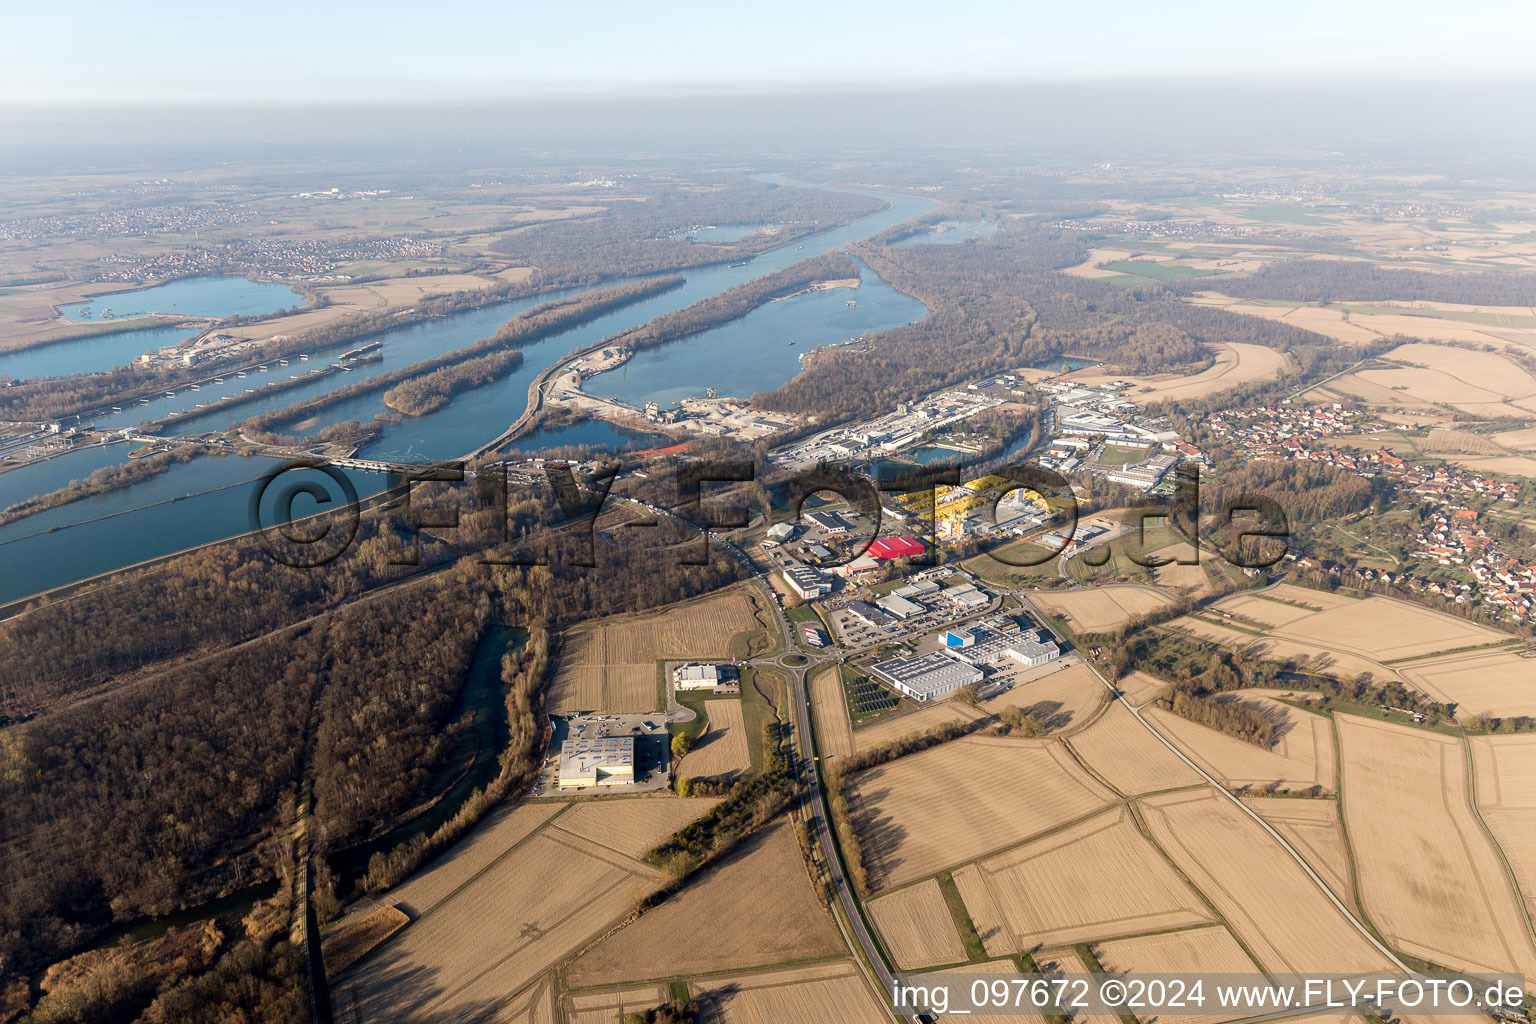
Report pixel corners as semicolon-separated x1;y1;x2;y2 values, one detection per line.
57;275;306;321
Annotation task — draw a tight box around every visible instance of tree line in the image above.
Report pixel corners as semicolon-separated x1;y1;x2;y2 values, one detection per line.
1180;260;1536;306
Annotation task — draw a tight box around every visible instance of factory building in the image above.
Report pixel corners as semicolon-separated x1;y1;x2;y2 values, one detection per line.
849;600;895;627
871;652;983;702
558;734;635;789
765;522;797;544
784;566;832;600
867;535;926;560
943;582;991;610
674;663;740;691
806;510;852;534
876;594;926;619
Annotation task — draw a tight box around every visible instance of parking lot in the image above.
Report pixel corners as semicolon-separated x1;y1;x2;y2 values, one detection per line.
529;712;672;798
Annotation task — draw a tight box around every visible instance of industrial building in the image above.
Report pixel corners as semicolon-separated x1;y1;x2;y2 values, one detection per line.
558;734;636;789
784;565;832;599
765;522;797;544
849;600;895;627
867;535;926;560
871;652;983;701
806;510;852;534
674;663;740;691
943;582;991;610
876;593;926;619
943;623;1060;669
838;554;882;579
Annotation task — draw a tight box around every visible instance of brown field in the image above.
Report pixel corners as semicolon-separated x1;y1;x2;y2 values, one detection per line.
1117;670;1172;707
678;698;751;780
936;960;1047;1024
867;879;968;969
1218;590;1508;665
1032;949;1120;1024
1239;636;1399;683
550;795;721;861
848;735;1115;890
690;961;889;1024
340;828;661;1022
1146;542;1216;598
1472;734;1536;916
810;667;854;759
380;801;566;918
1033;587;1175;634
951;863;1014;958
1244;798;1355;907
1190;293;1536;353
566;819;841;985
1138;788;1394;974
322;906;409;978
1063;247;1135;278
1400;649;1536;719
492;975;557;1024
981;661;1108;735
1146;696;1335;793
1324;343;1536;417
1066;342;1289;401
852;700;983;752
1067;703;1204;796
548;590;765;713
1336;715;1536;977
1094;927;1259;1024
965;806;1213;949
565;984;668;1024
1164;615;1264;646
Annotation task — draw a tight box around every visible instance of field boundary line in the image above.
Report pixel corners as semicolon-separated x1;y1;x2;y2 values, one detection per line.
1458;727;1536;951
1045;612;1411;972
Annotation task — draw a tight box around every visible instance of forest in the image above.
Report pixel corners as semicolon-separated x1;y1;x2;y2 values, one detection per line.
489;178;884;285
382;347;523;416
1185;260;1536;305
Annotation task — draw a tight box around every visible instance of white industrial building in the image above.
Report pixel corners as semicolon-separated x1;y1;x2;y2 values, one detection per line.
765;522;797;543
871;652;983;701
943;582;991;610
674;663;739;691
876;594;926;619
558;734;635;789
783;565;832;599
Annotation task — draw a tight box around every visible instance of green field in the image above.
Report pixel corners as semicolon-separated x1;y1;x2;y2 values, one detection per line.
1101;260;1220;281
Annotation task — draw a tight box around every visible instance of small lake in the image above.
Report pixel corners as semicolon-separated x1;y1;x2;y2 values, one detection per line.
0;324;193;381
686;223;779;243
1032;355;1100;373
897;220;998;246
57;275;305;321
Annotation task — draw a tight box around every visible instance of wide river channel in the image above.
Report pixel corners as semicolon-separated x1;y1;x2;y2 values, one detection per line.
0;179;933;604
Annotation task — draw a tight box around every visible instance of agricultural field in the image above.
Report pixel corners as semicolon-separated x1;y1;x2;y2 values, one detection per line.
1094;927;1259;1024
547;589;767;713
1244;798;1356;908
565;819;842;985
322;906;409;977
1138;787;1395;974
1399;648;1536;718
689;961;889;1024
1065;703;1204;796
550;795;722;861
866;879;968;969
372;801;565;919
1471;733;1536;917
963;806;1214;950
1319;343;1536;417
980;661;1108;734
493;975;557;1024
809;667;854;759
678;698;751;780
1116;670;1172;706
1144;695;1336;793
1063;342;1289;401
564;984;669;1024
1188;292;1536;354
851;699;982;753
339;826;663;1022
935;960;1048;1024
1032;586;1174;634
1033;949;1120;1024
847;735;1115;890
951;863;1013;959
1336;715;1536;978
1210;587;1508;663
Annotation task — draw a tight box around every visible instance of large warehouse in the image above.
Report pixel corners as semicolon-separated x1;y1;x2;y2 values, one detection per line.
558;734;636;789
871;652;982;702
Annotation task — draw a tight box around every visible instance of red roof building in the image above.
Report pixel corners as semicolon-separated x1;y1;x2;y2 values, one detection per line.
867;536;926;560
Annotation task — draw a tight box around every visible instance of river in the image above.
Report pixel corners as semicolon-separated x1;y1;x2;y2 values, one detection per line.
0;180;932;605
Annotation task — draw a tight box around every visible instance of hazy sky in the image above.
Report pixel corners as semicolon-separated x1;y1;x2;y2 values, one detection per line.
7;0;1535;105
